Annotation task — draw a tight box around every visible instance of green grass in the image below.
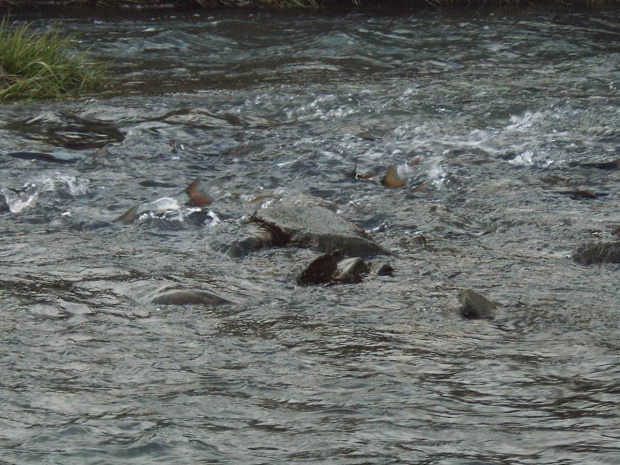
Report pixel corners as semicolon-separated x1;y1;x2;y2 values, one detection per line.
0;17;105;101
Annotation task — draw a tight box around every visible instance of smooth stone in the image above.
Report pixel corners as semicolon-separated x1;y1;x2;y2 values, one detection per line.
458;289;497;320
332;257;369;284
296;249;344;286
152;290;230;306
572;241;620;265
251;199;389;256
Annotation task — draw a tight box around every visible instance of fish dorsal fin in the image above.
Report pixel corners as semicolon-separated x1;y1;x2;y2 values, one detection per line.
92;145;108;160
117;205;138;224
185;178;211;207
381;165;405;188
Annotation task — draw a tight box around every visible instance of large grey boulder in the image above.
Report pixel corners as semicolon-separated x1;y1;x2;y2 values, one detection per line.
250;199;389;256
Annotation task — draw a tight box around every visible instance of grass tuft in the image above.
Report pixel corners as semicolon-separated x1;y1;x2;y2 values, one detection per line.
0;17;105;101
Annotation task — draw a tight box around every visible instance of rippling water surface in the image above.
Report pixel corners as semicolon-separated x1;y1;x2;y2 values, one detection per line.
1;7;620;464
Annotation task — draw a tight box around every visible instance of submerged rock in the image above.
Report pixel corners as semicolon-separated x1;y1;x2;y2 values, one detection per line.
251;198;389;256
226;227;274;258
458;289;497;320
152;289;230;306
572;241;620;265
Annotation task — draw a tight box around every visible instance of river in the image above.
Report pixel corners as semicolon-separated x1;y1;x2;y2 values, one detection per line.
1;7;619;464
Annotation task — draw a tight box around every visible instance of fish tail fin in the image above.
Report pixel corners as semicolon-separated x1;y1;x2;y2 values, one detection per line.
381;165;405;188
185;178;212;207
92;145;108;160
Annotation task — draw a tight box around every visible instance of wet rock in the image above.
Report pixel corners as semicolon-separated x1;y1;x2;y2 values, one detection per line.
152;289;230;306
251;198;389;256
458;289;497;320
572;241;620;265
400;234;427;250
370;262;394;277
332;257;369;284
297;249;344;286
297;250;391;285
226;227;274;258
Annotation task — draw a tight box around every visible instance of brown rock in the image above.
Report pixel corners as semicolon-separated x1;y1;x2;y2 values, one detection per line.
332;257;369;283
296;249;344;286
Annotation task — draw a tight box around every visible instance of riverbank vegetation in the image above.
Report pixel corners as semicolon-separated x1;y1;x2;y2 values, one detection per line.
0;0;618;9
0;17;103;100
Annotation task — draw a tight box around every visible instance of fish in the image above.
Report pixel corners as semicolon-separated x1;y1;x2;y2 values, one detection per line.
381;165;406;188
351;158;375;181
118;178;212;223
6;151;85;164
578;158;620;170
551;189;608;200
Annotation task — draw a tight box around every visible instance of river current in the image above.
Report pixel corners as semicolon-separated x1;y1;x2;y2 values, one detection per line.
1;7;620;464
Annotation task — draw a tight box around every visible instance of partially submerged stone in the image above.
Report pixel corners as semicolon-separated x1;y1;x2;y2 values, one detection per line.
370;262;394;277
332;257;369;283
296;252;382;286
226;227;274;258
458;289;497;320
152;289;230;306
572;241;620;265
251;199;389;256
297;249;344;286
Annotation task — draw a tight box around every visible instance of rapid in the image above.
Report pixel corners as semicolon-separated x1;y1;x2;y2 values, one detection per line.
1;7;619;464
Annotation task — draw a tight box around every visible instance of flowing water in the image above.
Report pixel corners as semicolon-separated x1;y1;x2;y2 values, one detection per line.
1;7;620;464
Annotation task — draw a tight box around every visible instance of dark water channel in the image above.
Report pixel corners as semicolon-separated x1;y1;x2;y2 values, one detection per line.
1;8;620;464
